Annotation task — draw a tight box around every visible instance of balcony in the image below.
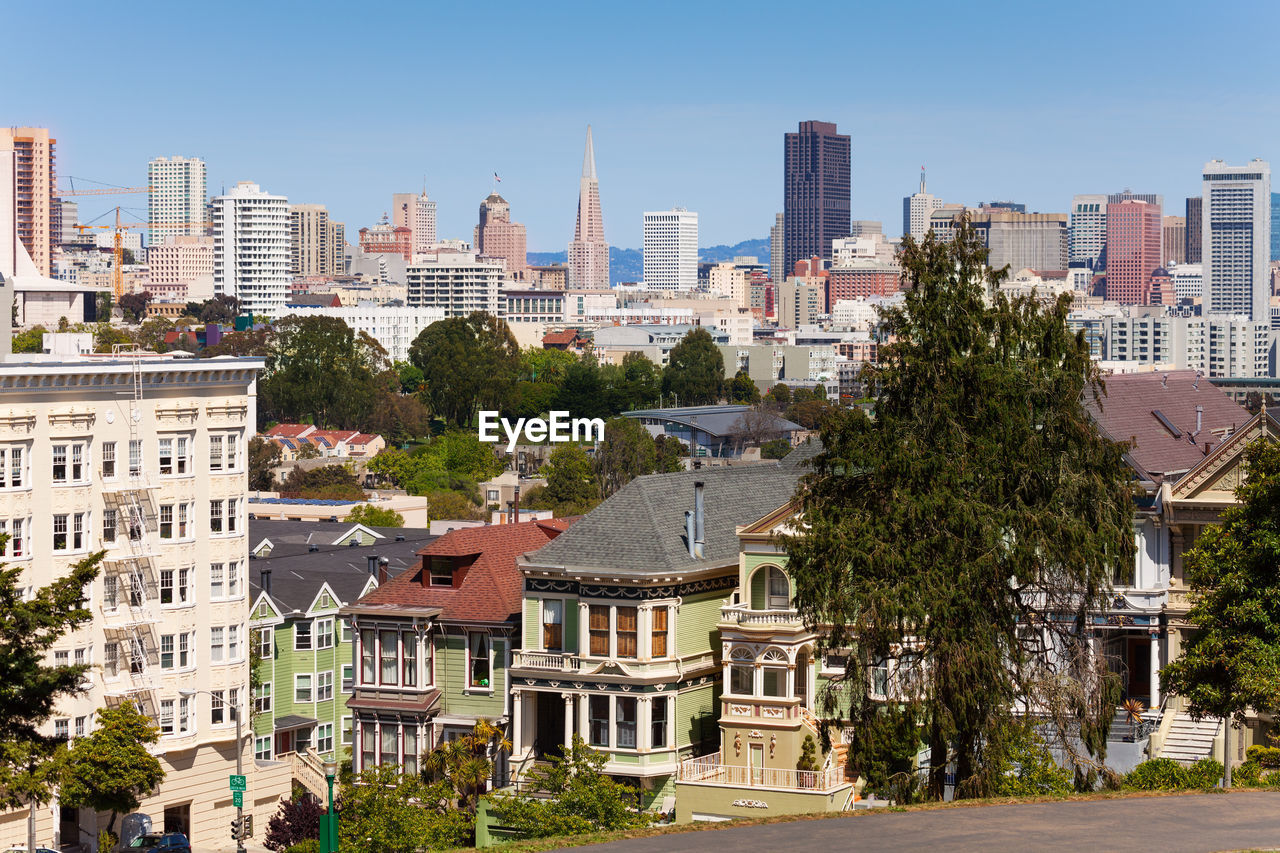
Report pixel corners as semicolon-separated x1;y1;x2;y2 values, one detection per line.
511;650;580;672
677;751;845;792
719;603;804;629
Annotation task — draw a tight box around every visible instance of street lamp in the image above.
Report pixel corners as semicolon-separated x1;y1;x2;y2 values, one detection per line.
320;758;339;853
179;688;245;853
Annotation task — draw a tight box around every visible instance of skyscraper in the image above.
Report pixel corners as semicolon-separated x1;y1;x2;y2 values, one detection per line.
783;120;850;276
392;190;437;256
1272;192;1280;262
1104;200;1162;305
147;156;207;249
642;207;698;291
902;168;944;242
289;204;344;277
475;193;528;278
211;182;290;317
1185;197;1202;264
568;126;609;288
0;127;58;276
1201;159;1271;321
769;212;784;285
970;211;1068;273
1162;216;1186;266
1068;194;1107;270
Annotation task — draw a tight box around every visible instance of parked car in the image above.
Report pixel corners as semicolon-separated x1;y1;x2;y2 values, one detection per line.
5;846;60;853
126;833;191;853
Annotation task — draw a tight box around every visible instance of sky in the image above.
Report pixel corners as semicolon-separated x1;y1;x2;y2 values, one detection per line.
4;0;1279;252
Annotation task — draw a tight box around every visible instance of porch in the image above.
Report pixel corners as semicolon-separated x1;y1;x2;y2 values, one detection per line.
674;751;854;823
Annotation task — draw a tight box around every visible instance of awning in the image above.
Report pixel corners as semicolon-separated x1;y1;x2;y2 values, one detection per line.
274;714;318;731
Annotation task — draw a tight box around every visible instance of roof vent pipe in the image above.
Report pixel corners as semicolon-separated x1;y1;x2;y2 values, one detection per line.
686;510;696;558
694;481;706;559
1196;405;1203;435
367;554;378;576
260;568;272;596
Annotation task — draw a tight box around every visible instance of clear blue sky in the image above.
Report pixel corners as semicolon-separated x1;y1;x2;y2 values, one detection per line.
4;0;1278;251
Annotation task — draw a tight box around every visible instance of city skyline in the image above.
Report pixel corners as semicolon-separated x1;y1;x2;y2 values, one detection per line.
5;0;1277;252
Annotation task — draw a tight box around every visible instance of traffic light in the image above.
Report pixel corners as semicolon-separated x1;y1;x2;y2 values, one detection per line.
230;817;242;840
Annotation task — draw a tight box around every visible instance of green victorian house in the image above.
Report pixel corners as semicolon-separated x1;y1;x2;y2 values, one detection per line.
508;463;804;810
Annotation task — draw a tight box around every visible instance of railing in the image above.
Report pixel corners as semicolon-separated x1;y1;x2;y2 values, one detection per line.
512;651;580;672
719;604;802;626
291;747;329;799
677;751;844;791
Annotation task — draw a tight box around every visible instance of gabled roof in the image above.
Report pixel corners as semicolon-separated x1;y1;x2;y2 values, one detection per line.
521;463;801;575
1084;370;1248;484
353;519;575;624
1170;406;1280;502
267;424;316;439
542;330;580;346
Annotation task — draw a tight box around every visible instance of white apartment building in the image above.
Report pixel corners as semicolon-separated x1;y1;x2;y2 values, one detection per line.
0;349;291;850
147;157;207;249
642;208;698;291
147;236;214;302
1075;310;1271;378
708;262;748;308
211;182;290;318
1068;194;1108;270
1202;159;1272;321
902;172;945;241
405;251;503;317
770;212;784;286
1169;263;1204;303
282;303;446;362
392;191;437;258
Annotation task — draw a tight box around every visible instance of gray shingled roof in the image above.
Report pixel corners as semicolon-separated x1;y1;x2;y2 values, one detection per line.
520;463;800;575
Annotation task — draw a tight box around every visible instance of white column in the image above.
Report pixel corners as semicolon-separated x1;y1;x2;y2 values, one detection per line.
786;665;795;699
511;690;523;756
578;603;589;655
563;693;575;752
1150;631;1161;707
578;693;590;746
638;697;651;752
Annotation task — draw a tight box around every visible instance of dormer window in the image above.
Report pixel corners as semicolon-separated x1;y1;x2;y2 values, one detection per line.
428;558;452;587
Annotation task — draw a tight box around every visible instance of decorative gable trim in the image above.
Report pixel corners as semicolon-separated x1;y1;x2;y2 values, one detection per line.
1171;409;1279;500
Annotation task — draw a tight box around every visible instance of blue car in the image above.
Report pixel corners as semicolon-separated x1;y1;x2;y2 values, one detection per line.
128;833;191;853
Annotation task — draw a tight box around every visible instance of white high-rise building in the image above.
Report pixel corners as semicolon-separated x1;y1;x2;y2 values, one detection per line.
642;207;698;291
1202;159;1272;321
405;251;503;317
1068;194;1108;270
211;182;290;317
392;191;437;257
902;169;945;241
147;157;207;249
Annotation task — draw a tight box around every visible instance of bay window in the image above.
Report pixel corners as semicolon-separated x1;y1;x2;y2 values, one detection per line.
361;725;375;769
380;630;398;684
651;696;669;749
616;606;637;658
651;607;668;658
616;697;637;749
402;636;417;687
588;695;609;747
360;629;376;683
588;605;609;656
403;728;418;775
542;600;563;651
468;633;491;689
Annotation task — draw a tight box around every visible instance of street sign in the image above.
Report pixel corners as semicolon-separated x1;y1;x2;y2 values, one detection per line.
232;791;243;808
229;774;246;792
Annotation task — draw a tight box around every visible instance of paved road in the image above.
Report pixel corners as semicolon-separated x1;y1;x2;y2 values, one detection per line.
572;791;1280;853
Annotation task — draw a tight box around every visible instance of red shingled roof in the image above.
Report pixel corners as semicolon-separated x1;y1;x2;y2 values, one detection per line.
355;519;577;624
267;424;316;439
542;330;580;346
1086;369;1248;484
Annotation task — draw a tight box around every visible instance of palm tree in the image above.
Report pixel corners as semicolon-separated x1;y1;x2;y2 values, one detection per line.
422;718;512;814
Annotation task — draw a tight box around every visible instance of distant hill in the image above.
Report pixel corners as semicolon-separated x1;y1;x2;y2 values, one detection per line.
528;237;768;285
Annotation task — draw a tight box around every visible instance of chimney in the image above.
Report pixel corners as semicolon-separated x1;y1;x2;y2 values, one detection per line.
685;510;696;558
513;484;521;523
1196;405;1203;434
693;481;705;559
260;568;272;596
366;554;378;576
377;557;389;586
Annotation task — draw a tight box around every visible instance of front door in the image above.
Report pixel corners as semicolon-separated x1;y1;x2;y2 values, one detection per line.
750;743;764;785
1127;637;1151;704
534;692;565;759
275;729;294;757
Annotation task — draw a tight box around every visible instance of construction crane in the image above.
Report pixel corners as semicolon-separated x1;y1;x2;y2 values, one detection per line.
58;186;150;197
75;207;209;299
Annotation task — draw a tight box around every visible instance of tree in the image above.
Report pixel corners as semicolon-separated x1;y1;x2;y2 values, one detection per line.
409;313;520;427
394;361;425;395
281;465;366;501
201;328;271;358
761;438;792;460
198;294;241;325
766;383;792;407
555;357;610;420
728;369;761;404
614;351;661;411
259;316;389;430
363;389;433;446
264;792;325;851
661;328;724;406
786;397;835;430
783;221;1133;800
423;718;510;815
593;417;656;499
94;323;133;353
346;504;405;528
519;348;578;383
427;490;486;522
1161;440;1280;788
653;434;685;473
249;436;282;491
11;326;48;354
59;701;164;834
96;292;114;321
728;407;784;453
534;444;598;515
485;736;649;839
118;291;151;324
338;764;471;853
135;316;174;352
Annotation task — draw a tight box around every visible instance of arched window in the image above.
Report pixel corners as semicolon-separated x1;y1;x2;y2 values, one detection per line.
761;647;788;697
729;647;754;696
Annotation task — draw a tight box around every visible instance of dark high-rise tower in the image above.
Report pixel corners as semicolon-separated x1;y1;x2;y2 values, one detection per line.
1185;196;1202;264
783;120;850;278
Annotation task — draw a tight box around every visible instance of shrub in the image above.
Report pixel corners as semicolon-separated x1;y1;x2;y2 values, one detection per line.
1124;758;1190;790
284;842;319;853
990;726;1074;798
1235;760;1263;787
1185;757;1224;789
1246;745;1280;768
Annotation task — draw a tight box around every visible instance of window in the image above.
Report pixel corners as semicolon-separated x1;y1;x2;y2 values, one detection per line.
53;514;68;551
255;736;272;760
651;696;668;749
767;567;789;610
128;638;144;673
871;658;889;698
589;695;609;747
360;629;376;683
341;619;351;643
296;674;313;703
158;438;173;475
256;628;272;659
317;670;333;702
589;606;609;656
210;435;223;471
54;649;69;667
255;682;272;714
342;716;353;745
211;626;224;662
616;606;637;658
730;648;754;696
210;563;224;598
72;513;85;550
160;570;174;604
468;633;490;689
209;500;223;534
316;617;334;650
104;641;119;677
403;727;418;775
542;600;563;651
227;433;239;470
295;621;312;651
1;518;25;557
159;505;173;539
402;636;417;687
178;503;190;538
228;625;240;660
160;634;174;669
761;648;788;697
128;440;142;477
227;499;239;533
212;691;226;725
102;442;116;479
127;507;143;541
0;445;26;488
380;726;397;766
177;567;191;603
227;561;240;597
342;664;354;692
651;607;668;658
176;436;189;474
159;700;175;735
104;575;118;609
616;697;637;749
52;445;66;482
55;718;70;741
75;716;87;738
380;630;398;684
178;696;192;734
178;632;191;668
361;725;376;767
429;557;452;586
317;723;334;755
102;509;117;544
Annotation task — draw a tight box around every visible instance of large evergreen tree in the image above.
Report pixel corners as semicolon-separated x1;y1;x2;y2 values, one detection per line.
259;315;390;429
60;701;165;833
783;221;1133;799
661;328;724;406
410;313;520;427
1162;439;1280;787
